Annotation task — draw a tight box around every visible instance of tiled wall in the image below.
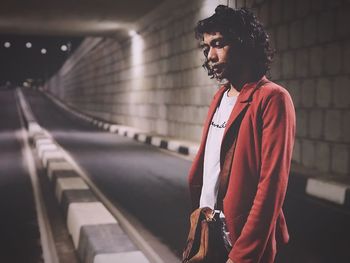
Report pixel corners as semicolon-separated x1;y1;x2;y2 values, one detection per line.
47;0;350;178
253;0;350;177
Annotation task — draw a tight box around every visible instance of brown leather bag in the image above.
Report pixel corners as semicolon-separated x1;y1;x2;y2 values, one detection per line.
182;80;269;263
182;207;228;263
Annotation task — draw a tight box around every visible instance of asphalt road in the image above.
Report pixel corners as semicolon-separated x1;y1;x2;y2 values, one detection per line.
0;89;42;263
24;89;192;256
24;89;350;262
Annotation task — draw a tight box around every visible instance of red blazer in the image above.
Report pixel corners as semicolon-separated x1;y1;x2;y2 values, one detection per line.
188;76;296;263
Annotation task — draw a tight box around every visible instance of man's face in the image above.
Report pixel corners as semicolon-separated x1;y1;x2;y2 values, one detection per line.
201;32;232;81
201;31;244;82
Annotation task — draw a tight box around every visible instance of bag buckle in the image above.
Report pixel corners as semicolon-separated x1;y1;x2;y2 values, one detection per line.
201;207;219;222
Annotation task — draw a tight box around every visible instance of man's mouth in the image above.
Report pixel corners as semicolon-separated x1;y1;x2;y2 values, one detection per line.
211;64;226;78
212;64;225;73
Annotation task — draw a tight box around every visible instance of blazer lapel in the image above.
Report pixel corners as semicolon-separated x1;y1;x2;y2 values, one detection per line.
222;76;267;140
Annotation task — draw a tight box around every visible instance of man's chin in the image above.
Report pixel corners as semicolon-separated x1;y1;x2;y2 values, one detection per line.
218;78;230;85
214;76;229;86
214;72;228;83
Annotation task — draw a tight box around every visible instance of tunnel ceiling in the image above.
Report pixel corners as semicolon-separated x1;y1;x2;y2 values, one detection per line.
0;0;165;85
0;0;164;36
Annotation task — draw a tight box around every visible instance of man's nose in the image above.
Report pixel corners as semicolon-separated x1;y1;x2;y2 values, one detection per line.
207;48;218;62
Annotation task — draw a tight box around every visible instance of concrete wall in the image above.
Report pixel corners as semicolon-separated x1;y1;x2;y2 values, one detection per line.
47;0;350;178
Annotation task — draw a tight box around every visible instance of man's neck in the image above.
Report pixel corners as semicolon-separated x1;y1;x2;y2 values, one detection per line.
227;74;253;97
227;84;240;97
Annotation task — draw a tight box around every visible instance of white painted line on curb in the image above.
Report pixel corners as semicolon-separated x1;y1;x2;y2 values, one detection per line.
151;137;162;147
118;126;128;135
137;134;147;142
55;177;90;203
38;144;58;158
35;138;54;148
47;161;75;180
28;122;43;135
126;130;137;138
167;141;180;152
67;202;117;248
42;151;65;167
109;125;119;133
306;178;347;205
94;251;150;263
59;149;167;263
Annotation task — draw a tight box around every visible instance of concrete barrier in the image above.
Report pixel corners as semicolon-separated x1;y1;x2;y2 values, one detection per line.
17;89;151;263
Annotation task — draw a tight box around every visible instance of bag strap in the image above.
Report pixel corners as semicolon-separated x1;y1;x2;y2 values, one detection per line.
216;79;269;210
182;208;202;262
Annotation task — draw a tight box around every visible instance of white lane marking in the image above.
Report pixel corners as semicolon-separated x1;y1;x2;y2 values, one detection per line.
94;251;150;263
306;178;347;205
55;177;89;203
67;202;117;248
15;89;59;263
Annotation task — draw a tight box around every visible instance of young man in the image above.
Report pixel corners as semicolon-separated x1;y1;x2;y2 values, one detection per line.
188;5;296;263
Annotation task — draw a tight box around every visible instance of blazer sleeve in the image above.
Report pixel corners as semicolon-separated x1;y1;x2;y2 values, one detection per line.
229;90;296;263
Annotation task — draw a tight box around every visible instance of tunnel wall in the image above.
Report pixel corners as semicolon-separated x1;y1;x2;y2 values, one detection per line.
47;0;350;178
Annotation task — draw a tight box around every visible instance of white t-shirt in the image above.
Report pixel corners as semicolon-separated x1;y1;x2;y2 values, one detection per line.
199;90;238;209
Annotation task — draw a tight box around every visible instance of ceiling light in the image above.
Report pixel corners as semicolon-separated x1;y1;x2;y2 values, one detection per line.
60;44;68;52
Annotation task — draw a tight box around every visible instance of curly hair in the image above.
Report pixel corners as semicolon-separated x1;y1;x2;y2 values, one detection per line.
195;5;274;80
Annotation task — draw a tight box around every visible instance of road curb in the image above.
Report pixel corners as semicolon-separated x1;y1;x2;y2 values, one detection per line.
44;91;199;158
43;90;350;209
17;89;153;263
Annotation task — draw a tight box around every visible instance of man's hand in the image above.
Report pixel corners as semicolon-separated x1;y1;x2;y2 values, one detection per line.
226;259;234;263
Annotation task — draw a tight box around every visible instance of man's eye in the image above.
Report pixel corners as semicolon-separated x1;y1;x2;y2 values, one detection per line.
203;48;209;56
214;41;223;48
